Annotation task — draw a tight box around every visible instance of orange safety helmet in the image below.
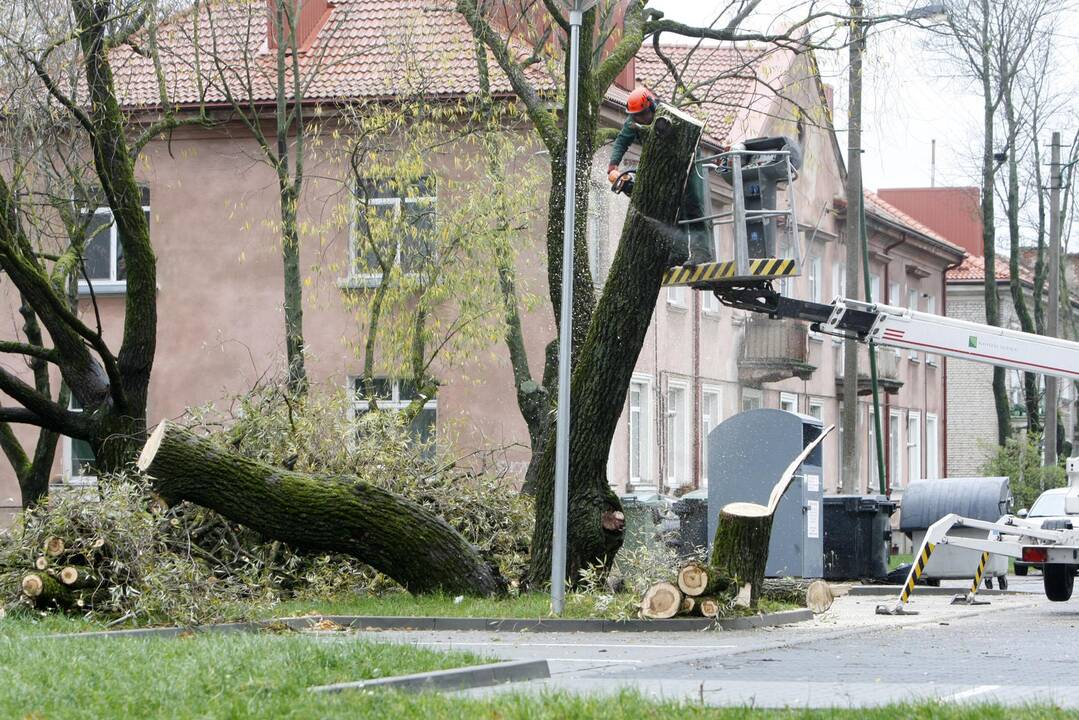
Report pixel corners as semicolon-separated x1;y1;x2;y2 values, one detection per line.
626;88;656;115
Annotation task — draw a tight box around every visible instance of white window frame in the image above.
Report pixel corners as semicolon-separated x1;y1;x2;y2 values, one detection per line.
831;262;845;344
350;377;437;447
667;284;688;308
63;397;96;486
868;410;880;490
741;388;763;412
77;201;149;296
869;273;881;304
907;289;921;362
808;256;822;303
628;374;653;485
808;399;824;421
701;287;721;315
779;392;798;414
666;380;689;488
347;180;436;288
926;413;939;480
888;282;903;362
889;410;903;489
907;410;921;485
700;385;722;487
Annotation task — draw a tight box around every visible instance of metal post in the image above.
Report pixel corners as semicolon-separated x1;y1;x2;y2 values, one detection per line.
731;151;749;275
551;3;588;616
1046;132;1061;467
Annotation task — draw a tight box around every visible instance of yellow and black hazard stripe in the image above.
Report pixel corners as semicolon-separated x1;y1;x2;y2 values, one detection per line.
900;541;936;604
661;257;799;287
968;551;990;596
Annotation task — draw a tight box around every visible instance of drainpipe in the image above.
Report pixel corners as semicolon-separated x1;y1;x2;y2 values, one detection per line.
881;233;909;496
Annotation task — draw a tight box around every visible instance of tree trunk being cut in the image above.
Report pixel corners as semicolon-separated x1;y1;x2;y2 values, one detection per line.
711;426;834;607
137;422;505;596
527;105;704;589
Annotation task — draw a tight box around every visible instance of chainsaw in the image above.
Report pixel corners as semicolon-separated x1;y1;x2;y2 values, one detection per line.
608;168;636;196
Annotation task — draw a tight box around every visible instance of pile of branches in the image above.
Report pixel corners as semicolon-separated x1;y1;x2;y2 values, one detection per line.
0;381;535;623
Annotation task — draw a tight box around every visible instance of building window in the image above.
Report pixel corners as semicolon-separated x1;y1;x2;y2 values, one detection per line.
701;288;721;315
741;388;763;412
666;381;689;488
667;284;687;307
78;187;150;296
889;410;903;490
926;413;939;479
350;177;435;285
808;399;824;421
63;397;96;486
907;410;921;484
629;375;652;484
869;273;881;304
907;289;921;362
888;282;901;306
832;261;845;300
868;409;880;491
808;256;822;303
779;392;798;414
700;386;722;487
352;377;437;451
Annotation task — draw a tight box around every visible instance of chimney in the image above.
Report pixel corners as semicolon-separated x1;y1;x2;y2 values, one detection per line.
267;0;332;51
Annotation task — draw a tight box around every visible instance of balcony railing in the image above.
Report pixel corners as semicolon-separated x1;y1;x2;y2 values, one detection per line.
738;316;816;385
835;344;903;395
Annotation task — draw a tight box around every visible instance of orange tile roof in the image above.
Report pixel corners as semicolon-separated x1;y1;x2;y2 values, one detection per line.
864;191;965;255
628;43;768;144
947;254;1034;284
110;0;555;107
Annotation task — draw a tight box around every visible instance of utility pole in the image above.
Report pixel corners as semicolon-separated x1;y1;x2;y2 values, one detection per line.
1046;131;1061;466
841;0;865;494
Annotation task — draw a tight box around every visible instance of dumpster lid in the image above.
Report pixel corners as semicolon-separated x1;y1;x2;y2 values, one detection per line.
898;477;1011;530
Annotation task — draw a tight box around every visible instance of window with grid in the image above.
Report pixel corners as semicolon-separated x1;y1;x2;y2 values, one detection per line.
666;382;688;488
352;377;437;453
78;186;150;295
907;411;921;484
63;396;96;486
628;376;652;484
351;177;435;284
700;387;721;487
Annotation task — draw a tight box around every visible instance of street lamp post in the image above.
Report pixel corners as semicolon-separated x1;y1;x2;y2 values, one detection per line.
551;0;595;616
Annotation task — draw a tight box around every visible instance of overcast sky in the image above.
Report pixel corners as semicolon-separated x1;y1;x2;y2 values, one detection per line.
643;0;1073;195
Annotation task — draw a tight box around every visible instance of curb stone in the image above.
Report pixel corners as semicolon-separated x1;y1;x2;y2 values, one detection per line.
308;659;550;694
46;607;814;639
846;585;1012;597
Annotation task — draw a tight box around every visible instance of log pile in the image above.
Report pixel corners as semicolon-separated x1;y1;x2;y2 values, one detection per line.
640;561;834;619
19;536;109;610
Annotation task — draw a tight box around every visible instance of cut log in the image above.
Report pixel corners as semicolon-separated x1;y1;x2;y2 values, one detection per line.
680;596;696;615
34;556;48;571
640;581;683;619
59;566;99;589
698;597;720;618
44;537;65;557
710;426;834;607
137;421;504;596
21;573;73;607
677;562;731;597
805;580;835;614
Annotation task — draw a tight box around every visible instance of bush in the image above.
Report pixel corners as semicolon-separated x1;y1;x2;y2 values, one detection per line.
982;432;1066;512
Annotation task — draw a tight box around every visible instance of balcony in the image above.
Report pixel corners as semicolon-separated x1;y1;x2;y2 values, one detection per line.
835;345;904;395
738;316;816;385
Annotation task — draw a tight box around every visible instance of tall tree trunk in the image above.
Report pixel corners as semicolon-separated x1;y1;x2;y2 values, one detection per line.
1003;92;1040;432
138;422;505;596
978;8;1011;446
527;106;703;588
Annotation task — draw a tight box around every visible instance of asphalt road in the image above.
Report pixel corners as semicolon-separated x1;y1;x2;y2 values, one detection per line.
345;588;1079;708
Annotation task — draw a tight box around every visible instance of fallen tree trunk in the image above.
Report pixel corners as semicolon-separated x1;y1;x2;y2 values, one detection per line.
137;422;505;597
640;581;683;619
677;562;731;597
761;578;835;614
22;572;72;608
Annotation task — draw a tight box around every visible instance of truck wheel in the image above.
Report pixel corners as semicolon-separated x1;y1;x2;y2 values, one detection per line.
998;575;1008;590
1015;564;1029;577
1044;564;1075;602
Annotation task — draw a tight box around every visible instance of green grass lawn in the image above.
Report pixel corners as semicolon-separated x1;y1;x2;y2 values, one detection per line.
888;553;913;571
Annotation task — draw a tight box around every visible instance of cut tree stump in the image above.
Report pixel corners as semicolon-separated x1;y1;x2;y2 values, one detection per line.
677;562;730;597
641;581;683;619
44;537;65;557
22;573;73;607
33;557;48;571
137;421;505;596
805;580;834;614
680;596;696;615
698;597;721;618
760;578;834;614
711;426;834;607
59;566;99;589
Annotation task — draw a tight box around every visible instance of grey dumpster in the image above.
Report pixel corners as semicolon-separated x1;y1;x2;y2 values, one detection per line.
620;492;677;554
672;489;708;559
899;477;1012;583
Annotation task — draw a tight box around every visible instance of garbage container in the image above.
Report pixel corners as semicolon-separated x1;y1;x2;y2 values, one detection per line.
672;489;708;558
899;477;1011;585
619;492;675;553
823;495;897;580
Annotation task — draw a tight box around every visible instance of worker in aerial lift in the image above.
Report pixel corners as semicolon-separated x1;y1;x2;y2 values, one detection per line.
607;87;713;266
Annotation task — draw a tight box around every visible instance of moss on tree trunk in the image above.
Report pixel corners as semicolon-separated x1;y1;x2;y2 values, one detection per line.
711;504;773;608
527;106;703;588
137;422;505;596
